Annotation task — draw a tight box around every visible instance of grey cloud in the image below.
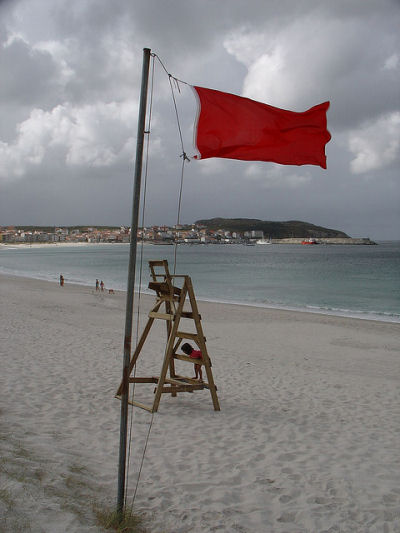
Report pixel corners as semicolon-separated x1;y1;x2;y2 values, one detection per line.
0;0;399;239
0;36;60;107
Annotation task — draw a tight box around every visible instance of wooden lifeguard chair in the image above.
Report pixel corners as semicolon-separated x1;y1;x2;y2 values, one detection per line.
116;260;220;413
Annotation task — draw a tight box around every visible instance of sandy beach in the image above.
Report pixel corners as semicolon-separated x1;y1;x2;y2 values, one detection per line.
1;273;399;532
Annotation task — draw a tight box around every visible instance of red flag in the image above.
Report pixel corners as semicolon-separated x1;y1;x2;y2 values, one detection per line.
193;86;331;168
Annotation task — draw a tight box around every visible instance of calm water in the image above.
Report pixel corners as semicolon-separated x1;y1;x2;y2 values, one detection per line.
1;242;399;322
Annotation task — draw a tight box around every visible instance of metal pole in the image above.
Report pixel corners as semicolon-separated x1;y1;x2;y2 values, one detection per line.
117;47;151;516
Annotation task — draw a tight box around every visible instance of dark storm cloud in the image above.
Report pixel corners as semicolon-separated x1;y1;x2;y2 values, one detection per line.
0;36;60;107
0;0;399;238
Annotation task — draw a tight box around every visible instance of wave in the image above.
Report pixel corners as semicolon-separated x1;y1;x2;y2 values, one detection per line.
194;295;400;324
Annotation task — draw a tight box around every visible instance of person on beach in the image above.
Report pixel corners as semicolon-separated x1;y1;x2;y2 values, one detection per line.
181;343;203;380
59;274;64;287
96;279;99;291
100;280;104;292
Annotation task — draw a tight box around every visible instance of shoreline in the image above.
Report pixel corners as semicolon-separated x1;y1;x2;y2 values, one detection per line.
1;273;400;532
1;271;398;324
0;241;130;248
3;237;396;249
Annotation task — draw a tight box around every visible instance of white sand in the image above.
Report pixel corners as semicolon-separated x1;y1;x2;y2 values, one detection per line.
1;274;399;532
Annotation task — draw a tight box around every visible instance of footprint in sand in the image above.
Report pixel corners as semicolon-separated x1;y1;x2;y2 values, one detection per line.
277;511;296;523
279;494;294;503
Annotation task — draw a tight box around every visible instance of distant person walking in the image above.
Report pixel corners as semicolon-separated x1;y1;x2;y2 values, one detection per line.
96;279;99;291
59;274;64;287
100;280;104;292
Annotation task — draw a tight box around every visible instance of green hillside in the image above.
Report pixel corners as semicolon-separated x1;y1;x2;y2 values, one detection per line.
195;218;349;239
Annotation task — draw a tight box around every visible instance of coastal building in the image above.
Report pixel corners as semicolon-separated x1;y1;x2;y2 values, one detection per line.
0;225;376;245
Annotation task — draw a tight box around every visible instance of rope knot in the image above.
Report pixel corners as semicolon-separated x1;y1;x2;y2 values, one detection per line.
180;152;190;162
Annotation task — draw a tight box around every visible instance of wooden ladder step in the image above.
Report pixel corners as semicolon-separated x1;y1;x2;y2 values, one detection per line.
174;353;205;365
181;311;201;319
158;384;205;393
165;377;191;386
176;331;206;341
148;311;174;321
174;374;216;391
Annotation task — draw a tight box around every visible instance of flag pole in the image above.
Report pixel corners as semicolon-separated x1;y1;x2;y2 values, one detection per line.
117;47;151;517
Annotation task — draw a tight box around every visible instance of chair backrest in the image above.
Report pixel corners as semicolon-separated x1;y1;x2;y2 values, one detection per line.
148;260;180;300
149;260;171;282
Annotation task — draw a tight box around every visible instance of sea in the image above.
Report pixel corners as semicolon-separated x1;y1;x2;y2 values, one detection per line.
1;241;399;323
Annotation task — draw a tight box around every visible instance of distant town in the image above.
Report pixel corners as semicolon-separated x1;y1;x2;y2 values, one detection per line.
0;224;265;245
0;224;376;245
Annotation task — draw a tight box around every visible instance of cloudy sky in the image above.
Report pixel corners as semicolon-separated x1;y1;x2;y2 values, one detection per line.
1;0;399;239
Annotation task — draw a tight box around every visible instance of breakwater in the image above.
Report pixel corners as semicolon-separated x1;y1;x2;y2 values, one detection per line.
270;237;376;245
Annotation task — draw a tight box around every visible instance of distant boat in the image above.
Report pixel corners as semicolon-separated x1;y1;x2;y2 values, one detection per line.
256;239;272;245
301;238;318;245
